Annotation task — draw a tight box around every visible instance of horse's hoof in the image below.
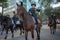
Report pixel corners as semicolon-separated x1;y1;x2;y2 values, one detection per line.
23;32;24;34
53;32;55;34
50;31;52;34
51;32;52;34
12;35;14;38
36;37;40;40
38;38;40;40
20;33;22;35
4;37;7;39
32;38;34;40
0;33;2;35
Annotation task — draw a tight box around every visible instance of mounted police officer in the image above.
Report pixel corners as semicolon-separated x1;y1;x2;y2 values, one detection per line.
29;3;38;25
48;11;57;34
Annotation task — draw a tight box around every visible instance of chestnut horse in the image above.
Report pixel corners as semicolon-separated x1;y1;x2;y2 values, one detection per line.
17;5;42;40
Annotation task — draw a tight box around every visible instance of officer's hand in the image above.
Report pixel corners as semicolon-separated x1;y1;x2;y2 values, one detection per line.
30;12;32;15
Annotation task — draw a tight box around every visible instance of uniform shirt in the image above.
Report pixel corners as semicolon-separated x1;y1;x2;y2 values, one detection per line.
29;8;37;17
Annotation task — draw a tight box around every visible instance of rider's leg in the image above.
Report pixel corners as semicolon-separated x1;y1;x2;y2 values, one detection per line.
53;24;56;34
10;25;14;38
5;28;8;39
33;16;38;30
34;16;38;25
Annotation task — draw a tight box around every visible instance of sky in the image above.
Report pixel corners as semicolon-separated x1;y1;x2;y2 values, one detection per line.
51;2;60;8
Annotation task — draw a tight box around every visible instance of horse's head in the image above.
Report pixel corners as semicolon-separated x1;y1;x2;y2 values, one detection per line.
17;6;23;16
16;2;24;16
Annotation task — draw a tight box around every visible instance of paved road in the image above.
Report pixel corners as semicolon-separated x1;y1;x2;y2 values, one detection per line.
0;24;60;40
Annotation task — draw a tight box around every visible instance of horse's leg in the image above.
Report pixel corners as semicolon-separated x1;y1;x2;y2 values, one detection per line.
50;26;52;34
38;28;40;40
19;25;22;35
53;28;55;34
36;28;40;40
54;25;56;33
21;26;24;34
10;26;14;38
20;25;24;35
53;25;56;34
25;30;28;40
14;25;17;32
22;26;24;34
1;26;4;35
4;28;8;39
31;29;34;40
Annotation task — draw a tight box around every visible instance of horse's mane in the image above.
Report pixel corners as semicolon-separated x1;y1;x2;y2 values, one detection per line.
20;6;28;15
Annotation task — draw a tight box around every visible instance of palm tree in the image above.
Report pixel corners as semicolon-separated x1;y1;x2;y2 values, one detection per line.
0;0;8;15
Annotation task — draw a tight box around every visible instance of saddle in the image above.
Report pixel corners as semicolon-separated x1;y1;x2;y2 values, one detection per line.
32;17;41;24
32;17;41;29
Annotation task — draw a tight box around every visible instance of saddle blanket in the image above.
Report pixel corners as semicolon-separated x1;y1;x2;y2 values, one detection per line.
32;17;36;23
16;21;21;24
12;20;21;24
32;17;41;24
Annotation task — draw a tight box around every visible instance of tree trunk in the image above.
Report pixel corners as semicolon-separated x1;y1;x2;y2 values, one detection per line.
2;3;4;16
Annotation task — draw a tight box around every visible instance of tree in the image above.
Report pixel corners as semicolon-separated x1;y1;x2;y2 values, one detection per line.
0;0;8;15
53;8;60;18
38;0;53;21
44;6;52;16
57;0;60;2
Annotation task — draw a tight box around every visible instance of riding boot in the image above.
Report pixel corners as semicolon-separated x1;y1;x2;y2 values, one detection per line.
35;19;38;30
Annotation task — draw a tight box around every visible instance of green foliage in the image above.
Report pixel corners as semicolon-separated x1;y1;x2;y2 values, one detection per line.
0;0;8;2
44;7;60;18
53;8;60;18
57;0;60;2
0;0;8;8
44;7;52;16
0;13;2;16
3;2;8;8
45;0;52;3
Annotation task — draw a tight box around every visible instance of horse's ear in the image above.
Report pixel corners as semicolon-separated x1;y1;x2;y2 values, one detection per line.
16;3;20;6
20;1;23;6
21;2;23;6
16;3;18;6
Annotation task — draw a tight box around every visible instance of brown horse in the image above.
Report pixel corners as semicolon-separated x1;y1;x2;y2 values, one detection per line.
48;16;56;34
17;4;42;40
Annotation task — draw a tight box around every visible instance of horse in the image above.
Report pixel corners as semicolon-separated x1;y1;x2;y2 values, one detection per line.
48;16;56;34
17;4;42;40
1;16;14;39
